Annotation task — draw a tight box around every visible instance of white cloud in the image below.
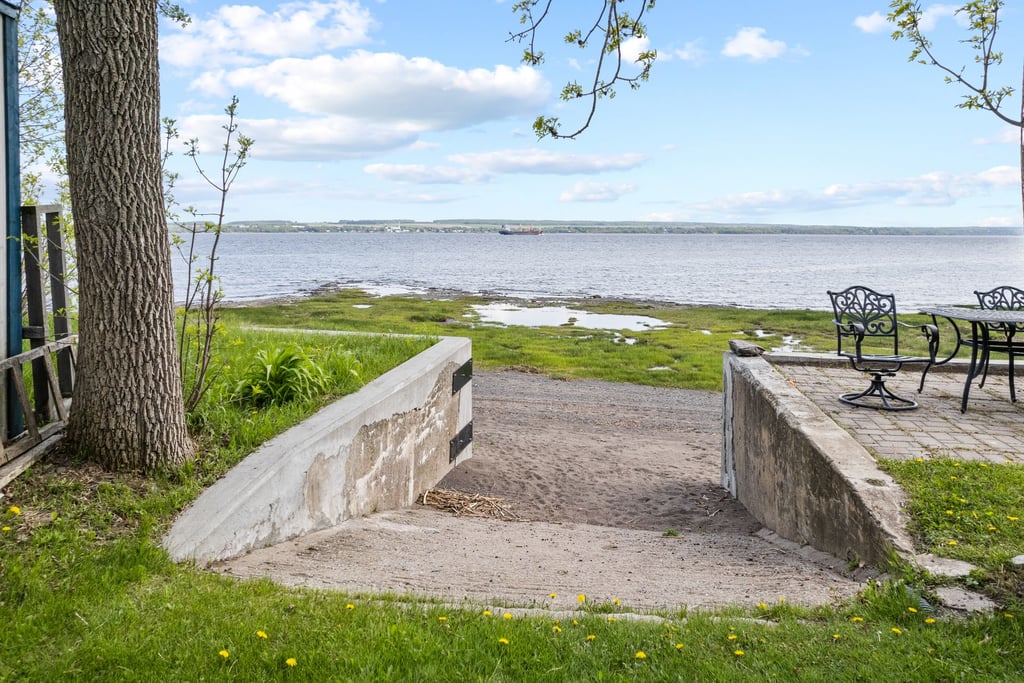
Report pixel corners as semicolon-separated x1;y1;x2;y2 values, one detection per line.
364;164;487;184
973;128;1019;145
978;215;1018;227
559;181;636;202
722;27;806;62
620;36;651;64
363;150;647;185
447;149;646;175
918;4;961;31
681;166;1016;217
672;40;707;64
197;52;549;130
853;12;889;34
974;165;1017;186
161;1;376;68
174;114;421;161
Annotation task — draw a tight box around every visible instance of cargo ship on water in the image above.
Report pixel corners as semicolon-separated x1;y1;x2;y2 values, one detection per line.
498;224;543;235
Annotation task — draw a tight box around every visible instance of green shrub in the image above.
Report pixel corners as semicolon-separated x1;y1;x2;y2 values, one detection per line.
231;344;333;407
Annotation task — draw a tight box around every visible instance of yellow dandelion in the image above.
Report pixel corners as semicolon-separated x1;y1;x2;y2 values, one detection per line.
947;540;958;546
613;597;621;606
915;457;924;462
924;618;936;624
572;619;580;626
958;498;967;504
833;634;840;640
727;634;738;641
675;643;685;650
988;525;998;531
218;650;230;659
7;506;20;515
498;638;509;645
587;634;596;641
756;602;768;610
950;476;957;480
945;510;954;516
345;603;355;610
907;607;918;614
850;616;864;623
1;526;10;532
635;651;647;660
607;616;617;623
256;630;268;639
503;613;513;620
892;627;902;636
549;593;557;599
953;462;961;467
438;616;448;623
734;650;744;656
577;594;586;604
285;658;297;667
1005;613;1015;619
1009;516;1020;522
483;610;492;617
778;597;786;604
552;625;562;634
980;462;989;467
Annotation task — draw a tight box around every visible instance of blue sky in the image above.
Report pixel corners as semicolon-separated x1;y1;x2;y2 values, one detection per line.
154;1;1024;227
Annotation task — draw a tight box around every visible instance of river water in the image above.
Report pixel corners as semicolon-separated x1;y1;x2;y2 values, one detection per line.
170;231;1024;311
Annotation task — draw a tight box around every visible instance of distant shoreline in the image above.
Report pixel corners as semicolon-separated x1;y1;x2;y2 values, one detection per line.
176;220;1023;237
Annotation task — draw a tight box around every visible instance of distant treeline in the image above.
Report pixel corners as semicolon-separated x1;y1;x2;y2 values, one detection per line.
175;219;1022;236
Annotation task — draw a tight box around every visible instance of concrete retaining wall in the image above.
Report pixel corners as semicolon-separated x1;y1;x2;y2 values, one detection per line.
164;335;472;564
722;352;915;568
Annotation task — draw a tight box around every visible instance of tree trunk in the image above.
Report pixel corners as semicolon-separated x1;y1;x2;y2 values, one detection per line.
54;0;191;470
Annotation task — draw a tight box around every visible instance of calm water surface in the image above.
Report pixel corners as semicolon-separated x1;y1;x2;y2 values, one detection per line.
171;232;1024;311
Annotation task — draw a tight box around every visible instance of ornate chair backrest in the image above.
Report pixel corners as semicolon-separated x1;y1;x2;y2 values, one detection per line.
828;286;899;357
975;285;1024;334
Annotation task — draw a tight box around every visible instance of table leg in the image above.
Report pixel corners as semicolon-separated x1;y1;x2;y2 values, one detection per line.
961;321;983;413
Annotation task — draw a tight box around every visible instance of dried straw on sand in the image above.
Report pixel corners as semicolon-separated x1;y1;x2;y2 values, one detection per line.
417;488;520;521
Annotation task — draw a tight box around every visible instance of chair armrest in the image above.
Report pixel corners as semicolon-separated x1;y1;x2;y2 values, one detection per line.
897;320;940;361
833;319;866;357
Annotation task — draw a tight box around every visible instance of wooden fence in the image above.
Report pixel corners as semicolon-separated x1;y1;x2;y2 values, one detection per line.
0;205;77;488
0;336;77;487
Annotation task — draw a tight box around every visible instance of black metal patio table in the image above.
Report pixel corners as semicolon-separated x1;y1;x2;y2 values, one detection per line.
920;306;1024;412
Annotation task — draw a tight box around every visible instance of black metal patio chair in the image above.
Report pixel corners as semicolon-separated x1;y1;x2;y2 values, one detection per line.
827;286;939;411
974;285;1024;403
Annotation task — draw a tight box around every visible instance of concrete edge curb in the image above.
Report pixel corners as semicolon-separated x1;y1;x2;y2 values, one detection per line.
163;334;471;564
724;351;918;569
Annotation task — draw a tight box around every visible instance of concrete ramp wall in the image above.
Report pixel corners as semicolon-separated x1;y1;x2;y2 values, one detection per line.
722;352;915;568
164;336;472;564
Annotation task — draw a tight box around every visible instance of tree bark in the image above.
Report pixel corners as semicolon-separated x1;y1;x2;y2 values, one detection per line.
53;0;191;470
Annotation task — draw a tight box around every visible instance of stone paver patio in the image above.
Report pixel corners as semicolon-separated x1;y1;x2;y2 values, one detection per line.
775;359;1024;465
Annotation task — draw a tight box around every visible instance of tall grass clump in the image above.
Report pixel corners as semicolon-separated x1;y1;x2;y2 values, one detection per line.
231;344;334;407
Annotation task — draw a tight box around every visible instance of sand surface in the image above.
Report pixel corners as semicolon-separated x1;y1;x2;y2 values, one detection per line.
214;370;867;610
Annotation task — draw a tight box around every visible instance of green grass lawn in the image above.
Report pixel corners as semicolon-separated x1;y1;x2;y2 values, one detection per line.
218;290;849;391
2;293;1022;681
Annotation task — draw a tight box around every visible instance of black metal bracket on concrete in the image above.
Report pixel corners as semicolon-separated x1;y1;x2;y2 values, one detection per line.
452;358;473;394
449;421;473;462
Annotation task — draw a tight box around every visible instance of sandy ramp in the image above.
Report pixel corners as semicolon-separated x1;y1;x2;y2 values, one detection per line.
214;371;866;609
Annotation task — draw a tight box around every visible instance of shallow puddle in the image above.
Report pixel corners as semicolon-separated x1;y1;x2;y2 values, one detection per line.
472;303;668;331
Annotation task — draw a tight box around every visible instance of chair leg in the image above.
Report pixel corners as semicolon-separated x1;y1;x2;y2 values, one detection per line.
839;372;918;411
